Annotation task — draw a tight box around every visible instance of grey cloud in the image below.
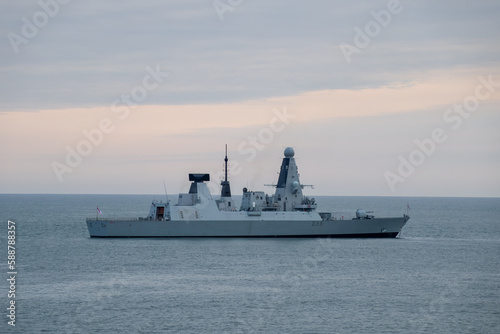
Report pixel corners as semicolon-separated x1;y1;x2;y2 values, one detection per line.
1;0;499;111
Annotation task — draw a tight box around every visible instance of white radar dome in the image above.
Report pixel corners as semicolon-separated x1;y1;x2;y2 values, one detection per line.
356;209;367;218
284;147;295;158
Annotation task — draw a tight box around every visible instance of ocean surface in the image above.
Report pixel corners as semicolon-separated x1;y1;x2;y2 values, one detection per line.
1;194;499;333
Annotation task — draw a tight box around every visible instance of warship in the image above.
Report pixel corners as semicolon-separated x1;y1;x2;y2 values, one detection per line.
87;147;409;238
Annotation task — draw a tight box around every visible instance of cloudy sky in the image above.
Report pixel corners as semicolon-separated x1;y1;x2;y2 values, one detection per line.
1;0;499;197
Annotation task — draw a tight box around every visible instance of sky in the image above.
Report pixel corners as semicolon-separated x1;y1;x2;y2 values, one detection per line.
0;0;499;197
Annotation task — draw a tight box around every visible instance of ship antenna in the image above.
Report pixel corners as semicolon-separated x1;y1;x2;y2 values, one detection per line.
163;180;169;202
220;144;232;197
224;144;228;183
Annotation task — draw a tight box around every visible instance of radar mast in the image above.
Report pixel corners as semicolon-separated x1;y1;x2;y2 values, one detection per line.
221;144;231;197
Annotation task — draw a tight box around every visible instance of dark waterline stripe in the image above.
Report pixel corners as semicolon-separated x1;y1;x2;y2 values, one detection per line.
89;232;399;239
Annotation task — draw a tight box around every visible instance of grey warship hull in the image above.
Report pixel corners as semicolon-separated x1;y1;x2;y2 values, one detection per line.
87;215;408;238
87;147;410;238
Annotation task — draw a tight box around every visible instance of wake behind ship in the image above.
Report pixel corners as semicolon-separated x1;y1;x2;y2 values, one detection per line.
87;147;409;238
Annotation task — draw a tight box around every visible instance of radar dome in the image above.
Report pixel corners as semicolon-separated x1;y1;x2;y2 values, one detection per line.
284;147;295;158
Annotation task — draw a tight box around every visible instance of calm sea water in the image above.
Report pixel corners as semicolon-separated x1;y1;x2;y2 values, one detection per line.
1;195;499;333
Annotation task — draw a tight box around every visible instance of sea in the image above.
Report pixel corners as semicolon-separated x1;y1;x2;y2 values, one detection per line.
1;194;499;333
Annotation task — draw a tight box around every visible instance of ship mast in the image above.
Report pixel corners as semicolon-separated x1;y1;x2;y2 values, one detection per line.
224;144;228;184
221;144;231;197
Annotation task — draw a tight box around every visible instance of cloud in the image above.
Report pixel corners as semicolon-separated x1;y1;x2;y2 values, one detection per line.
1;0;499;196
1;70;499;195
1;0;499;111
